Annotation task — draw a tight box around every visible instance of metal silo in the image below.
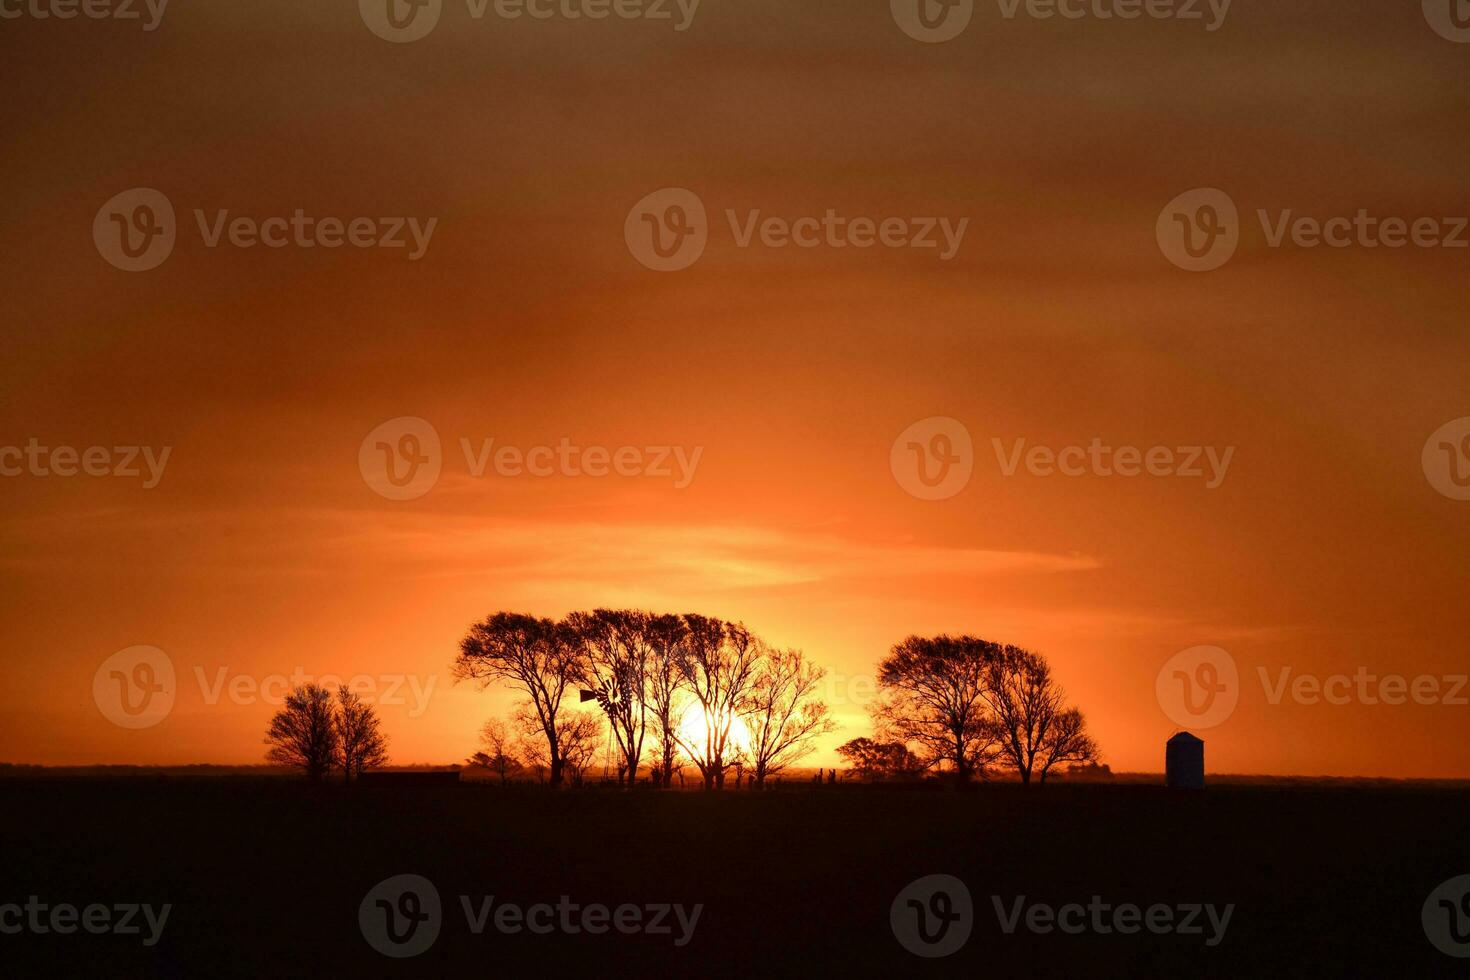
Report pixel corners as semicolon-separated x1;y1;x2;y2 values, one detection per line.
1165;731;1205;789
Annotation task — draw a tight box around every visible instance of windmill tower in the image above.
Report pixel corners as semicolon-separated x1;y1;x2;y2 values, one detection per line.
581;677;626;783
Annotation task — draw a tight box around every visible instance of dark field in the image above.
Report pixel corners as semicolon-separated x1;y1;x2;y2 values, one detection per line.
1;776;1466;977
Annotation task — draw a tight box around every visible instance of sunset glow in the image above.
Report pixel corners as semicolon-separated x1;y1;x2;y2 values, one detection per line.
678;706;752;762
6;2;1470;976
2;1;1468;784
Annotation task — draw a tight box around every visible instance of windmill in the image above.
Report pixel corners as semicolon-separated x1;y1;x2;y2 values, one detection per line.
580;675;629;782
579;677;621;714
579;669;637;787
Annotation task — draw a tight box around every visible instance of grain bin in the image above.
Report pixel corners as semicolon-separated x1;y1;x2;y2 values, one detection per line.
1165;731;1205;789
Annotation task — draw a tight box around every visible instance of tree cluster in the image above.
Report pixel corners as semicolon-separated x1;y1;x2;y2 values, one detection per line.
263;683;390;782
834;738;927;781
865;635;1098;786
452;610;836;789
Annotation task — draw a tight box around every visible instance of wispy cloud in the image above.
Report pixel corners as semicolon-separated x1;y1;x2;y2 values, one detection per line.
0;507;1098;595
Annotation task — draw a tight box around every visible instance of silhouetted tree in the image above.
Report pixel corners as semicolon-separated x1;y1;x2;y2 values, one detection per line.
335;686;389;783
742;646;836;788
474;718;524;785
644;613;689;789
513;707;552;783
871;635;1001;782
568;609;652;786
558;712;604;786
836;737;926;782
513;703;602;788
1035;708;1097;784
454;613;579;787
674;615;761;790
983;645;1099;786
265;683;338;782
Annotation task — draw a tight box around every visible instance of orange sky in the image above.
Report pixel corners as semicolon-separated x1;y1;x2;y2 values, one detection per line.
2;1;1469;777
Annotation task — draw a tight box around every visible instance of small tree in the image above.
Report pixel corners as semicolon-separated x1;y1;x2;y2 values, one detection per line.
513;703;602;788
741;646;836;788
265;683;339;782
335;685;390;783
558;711;603;786
836;737;927;782
476;718;524;785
